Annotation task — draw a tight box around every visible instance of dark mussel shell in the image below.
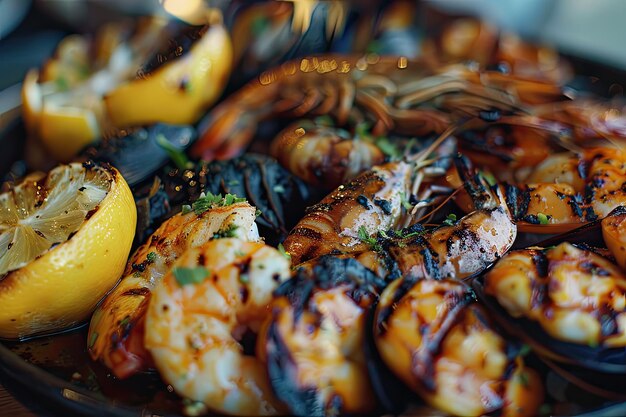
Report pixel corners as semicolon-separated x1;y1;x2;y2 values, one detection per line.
265;256;387;417
474;207;626;379
82;123;196;187
474;277;626;375
363;298;414;415
136;153;317;246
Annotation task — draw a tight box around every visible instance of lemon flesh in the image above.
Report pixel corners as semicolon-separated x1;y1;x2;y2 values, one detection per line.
0;164;108;275
0;163;136;339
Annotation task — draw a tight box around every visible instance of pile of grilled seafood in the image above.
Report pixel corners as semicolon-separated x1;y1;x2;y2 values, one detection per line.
2;10;626;417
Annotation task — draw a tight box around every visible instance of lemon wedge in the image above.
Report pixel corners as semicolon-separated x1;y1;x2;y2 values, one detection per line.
0;162;136;339
22;69;102;162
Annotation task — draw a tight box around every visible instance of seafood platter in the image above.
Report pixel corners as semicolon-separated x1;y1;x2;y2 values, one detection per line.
1;1;626;416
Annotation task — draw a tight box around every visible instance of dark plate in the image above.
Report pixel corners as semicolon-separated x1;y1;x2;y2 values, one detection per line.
2;18;626;417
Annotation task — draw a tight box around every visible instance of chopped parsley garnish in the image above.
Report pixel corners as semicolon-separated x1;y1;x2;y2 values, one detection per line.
518;344;531;357
255;209;262;217
537;212;550;225
355;122;372;139
173;266;210;286
314;115;334;127
442;213;457;226
191;192;246;215
357;226;381;251
400;191;413;211
146;252;157;263
88;332;98;348
479;170;497;186
517;371;529;387
212;224;239;239
375;137;402;160
181;204;192;215
155;134;191;171
278;243;291;261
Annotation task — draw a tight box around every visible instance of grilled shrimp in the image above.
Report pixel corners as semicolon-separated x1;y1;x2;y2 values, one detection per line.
452;138;626;232
511;146;626;232
269;120;386;189
88;201;259;379
190;54;564;160
283;160;413;266
260;256;386;416
483;242;626;348
374;277;543;417
283;132;456;266
144;238;291;416
385;155;516;281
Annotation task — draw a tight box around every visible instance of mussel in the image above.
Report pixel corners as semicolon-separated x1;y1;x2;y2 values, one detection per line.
373;276;544;417
474;206;626;399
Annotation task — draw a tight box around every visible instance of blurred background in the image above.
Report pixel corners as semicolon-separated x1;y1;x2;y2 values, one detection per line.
2;0;626;90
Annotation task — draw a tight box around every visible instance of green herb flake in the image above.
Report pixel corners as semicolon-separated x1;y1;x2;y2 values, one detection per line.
278;243;291;261
375;137;402;160
173;266;210;286
181;204;192;215
192;192;246;215
442;213;458;226
517;371;529;387
518;344;531;357
155;134;191;171
255;209;262;217
355;122;372;139
314;115;334;127
537;212;550;225
56;76;69;91
146;252;157;263
479;170;498;186
212;224;239;239
88;332;98;348
400;191;413;211
357;226;381;251
119;316;131;327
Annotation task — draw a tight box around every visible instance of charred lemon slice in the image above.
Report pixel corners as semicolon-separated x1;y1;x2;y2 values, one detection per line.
21;69;102;162
0;162;136;339
104;23;232;127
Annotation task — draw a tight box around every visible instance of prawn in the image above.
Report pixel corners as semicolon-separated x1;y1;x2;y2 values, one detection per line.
88;199;259;379
385;154;516;281
190;54;565;161
374;277;543;417
483;241;626;348
259;256;386;416
269;120;386;189
144;238;291;416
282;129;457;266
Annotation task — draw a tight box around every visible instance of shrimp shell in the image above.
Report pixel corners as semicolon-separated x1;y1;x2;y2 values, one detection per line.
145;238;291;416
88;202;259;379
374;278;543;417
283;161;413;266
